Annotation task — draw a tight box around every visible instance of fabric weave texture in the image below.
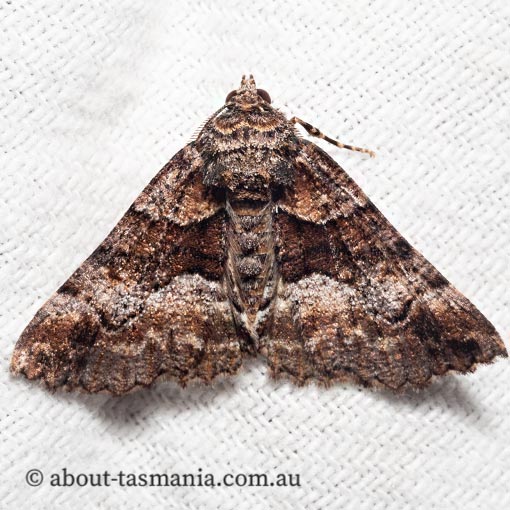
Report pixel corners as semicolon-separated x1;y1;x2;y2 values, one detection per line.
1;1;509;509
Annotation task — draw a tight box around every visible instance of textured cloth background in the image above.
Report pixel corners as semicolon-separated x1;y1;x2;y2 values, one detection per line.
1;1;509;509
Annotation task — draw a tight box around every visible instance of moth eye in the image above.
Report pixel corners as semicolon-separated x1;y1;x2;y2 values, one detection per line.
257;89;271;103
225;90;237;102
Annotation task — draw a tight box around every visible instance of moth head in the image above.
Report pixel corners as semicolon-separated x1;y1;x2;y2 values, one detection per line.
225;74;272;107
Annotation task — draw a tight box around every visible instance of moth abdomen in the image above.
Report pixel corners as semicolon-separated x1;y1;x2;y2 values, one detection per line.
225;198;278;340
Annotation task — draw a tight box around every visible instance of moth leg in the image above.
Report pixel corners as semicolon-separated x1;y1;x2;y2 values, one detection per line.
290;116;376;158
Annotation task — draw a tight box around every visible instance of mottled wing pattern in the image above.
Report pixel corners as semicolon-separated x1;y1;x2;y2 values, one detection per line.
269;140;507;389
11;146;242;394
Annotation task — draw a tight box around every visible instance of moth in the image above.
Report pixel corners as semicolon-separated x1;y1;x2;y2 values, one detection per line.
11;75;507;395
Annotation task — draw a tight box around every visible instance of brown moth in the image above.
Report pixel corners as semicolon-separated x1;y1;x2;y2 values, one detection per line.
11;75;507;395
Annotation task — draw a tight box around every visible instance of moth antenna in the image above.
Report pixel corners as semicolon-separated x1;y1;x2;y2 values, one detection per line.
290;116;376;158
189;106;226;143
188;120;209;143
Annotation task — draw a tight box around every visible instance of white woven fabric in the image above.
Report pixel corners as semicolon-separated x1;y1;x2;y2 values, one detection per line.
1;1;509;509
